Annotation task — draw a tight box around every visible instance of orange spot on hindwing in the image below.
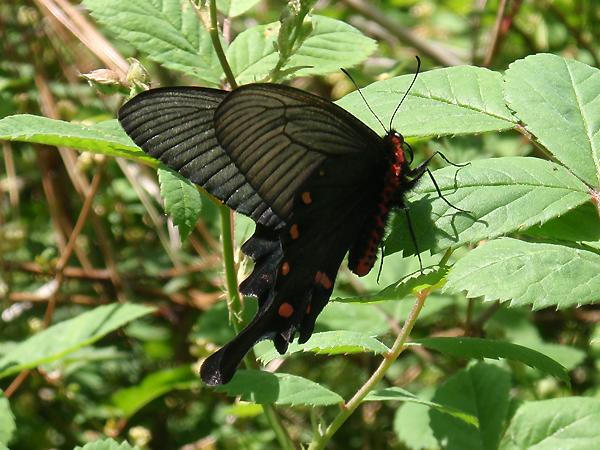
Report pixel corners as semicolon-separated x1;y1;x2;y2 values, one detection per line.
289;224;299;240
301;191;312;204
278;302;294;318
314;271;333;290
281;262;290;275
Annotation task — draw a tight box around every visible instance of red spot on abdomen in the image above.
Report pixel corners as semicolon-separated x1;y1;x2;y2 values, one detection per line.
351;132;406;277
315;271;333;289
354;259;373;277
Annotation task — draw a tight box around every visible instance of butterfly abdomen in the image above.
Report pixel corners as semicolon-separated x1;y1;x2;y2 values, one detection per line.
348;131;408;276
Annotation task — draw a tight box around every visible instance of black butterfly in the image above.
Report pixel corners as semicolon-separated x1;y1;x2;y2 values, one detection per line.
118;64;459;385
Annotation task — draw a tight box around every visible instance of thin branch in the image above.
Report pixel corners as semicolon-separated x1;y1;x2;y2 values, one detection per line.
202;2;294;449
5;165;105;398
471;301;502;330
2;142;19;209
207;0;237;88
7;291;107;305
33;0;128;76
45;163;105;324
483;0;509;67
308;288;430;450
5;371;31;398
341;0;464;66
117;159;183;268
30;3;129;300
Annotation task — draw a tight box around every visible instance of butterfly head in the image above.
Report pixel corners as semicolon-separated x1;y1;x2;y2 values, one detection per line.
385;129;413;175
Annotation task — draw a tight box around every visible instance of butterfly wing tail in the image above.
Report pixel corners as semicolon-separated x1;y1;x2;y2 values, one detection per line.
201;226;283;385
200;296;276;385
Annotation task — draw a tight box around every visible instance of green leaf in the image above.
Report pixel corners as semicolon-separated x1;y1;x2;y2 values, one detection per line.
415;336;569;383
223;402;264;418
364;387;478;427
0;304;154;378
334;266;449;303
217;0;261;17
487;308;586;371
501;397;600;450
255;331;389;364
525;201;600;246
395;398;441;450
84;0;222;84
228;16;375;83
112;366;199;418
430;363;510;450
285;16;376;77
157;166;202;240
74;438;140;450
505;53;600;186
527;343;586;371
444;238;600;310
386;157;590;256
337;65;515;138
316;302;390;336
0;392;15;446
227;23;280;84
215;370;343;406
0;115;153;164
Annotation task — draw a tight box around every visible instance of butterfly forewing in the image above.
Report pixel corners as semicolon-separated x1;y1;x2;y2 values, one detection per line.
118;87;283;228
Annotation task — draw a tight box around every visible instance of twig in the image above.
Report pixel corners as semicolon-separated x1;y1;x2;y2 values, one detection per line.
31;44;127;299
117;159;183;268
482;0;509;67
207;0;237;88
465;298;474;335
44;164;105;325
5;371;31;398
2;142;19;209
33;0;128;76
341;0;464;66
202;2;294;449
5;165;105;398
32;55;110;299
308;288;430;450
471;301;502;330
7;291;107;305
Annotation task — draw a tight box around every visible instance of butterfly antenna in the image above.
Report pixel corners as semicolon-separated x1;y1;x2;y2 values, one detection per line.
388;55;421;131
341;68;386;134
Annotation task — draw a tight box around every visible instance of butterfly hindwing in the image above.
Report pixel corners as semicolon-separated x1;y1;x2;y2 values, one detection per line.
201;154;386;384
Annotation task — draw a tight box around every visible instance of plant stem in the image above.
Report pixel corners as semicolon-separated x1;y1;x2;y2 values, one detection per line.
208;0;237;88
218;207;243;330
308;289;430;450
206;2;294;448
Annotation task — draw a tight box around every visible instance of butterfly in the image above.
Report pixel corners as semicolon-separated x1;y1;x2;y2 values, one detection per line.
118;59;461;385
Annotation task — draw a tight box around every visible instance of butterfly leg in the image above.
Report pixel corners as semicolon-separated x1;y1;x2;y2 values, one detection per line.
401;204;424;272
406;152;468;213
